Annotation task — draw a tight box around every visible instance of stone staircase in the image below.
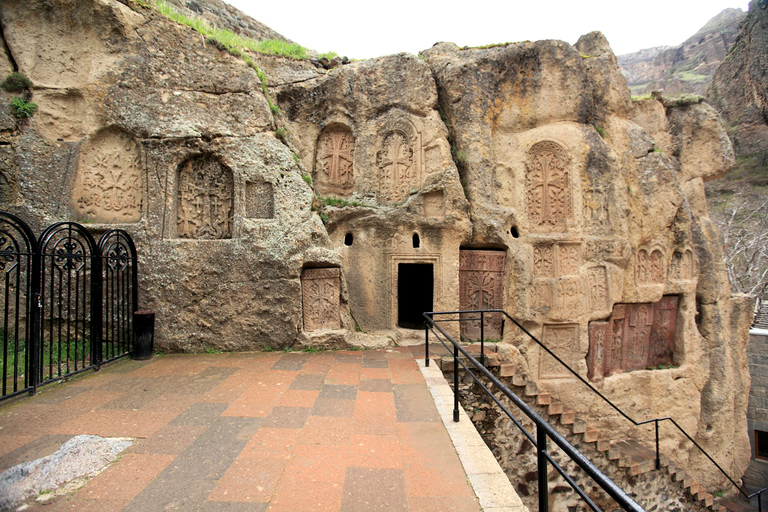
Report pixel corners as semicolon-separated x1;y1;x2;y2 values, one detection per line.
433;343;757;512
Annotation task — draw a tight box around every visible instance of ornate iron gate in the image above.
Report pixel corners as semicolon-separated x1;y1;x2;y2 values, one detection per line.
0;212;138;401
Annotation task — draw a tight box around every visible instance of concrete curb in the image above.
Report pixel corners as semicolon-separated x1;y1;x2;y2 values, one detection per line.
418;359;529;512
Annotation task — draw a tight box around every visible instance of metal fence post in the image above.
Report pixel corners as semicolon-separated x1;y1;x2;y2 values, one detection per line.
537;423;549;512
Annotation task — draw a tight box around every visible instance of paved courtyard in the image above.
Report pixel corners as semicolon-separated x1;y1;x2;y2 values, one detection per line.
0;348;524;511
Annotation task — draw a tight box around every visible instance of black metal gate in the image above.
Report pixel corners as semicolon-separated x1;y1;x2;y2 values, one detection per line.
0;212;138;401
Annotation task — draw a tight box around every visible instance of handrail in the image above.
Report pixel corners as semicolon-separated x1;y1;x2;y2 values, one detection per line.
426;308;766;510
423;311;645;512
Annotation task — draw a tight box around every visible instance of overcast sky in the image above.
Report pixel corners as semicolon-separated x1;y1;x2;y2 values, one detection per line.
226;0;751;59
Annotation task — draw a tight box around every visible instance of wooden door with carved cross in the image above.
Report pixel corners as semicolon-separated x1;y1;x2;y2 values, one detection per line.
459;250;506;340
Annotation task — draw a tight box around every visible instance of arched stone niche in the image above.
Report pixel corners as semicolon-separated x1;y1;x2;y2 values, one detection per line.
175;155;234;239
314;124;354;197
635;247;666;285
73;127;142;223
376;117;423;203
526;141;572;233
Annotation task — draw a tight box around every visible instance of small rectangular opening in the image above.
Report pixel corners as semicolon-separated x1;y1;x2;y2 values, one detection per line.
397;263;433;329
756;430;768;460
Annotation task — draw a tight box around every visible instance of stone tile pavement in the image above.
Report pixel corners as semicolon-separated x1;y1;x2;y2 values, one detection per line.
0;348;525;511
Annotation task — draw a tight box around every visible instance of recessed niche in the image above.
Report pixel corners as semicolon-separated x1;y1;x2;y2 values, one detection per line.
412;233;420;248
344;233;354;246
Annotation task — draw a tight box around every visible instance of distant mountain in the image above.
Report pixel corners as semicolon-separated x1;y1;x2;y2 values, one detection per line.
617;8;746;96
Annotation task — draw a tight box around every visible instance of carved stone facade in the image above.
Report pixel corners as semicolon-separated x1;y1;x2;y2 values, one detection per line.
459;250;505;340
378;131;419;202
526;141;572;232
587;266;609;311
587;295;679;381
636;248;666;284
176;155;234;239
539;324;579;379
301;268;341;331
315;125;354;196
671;249;695;280
74;129;142;222
245;181;274;219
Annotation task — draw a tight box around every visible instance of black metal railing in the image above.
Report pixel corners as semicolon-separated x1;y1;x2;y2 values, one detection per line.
424;309;643;512
0;212;138;401
425;308;766;511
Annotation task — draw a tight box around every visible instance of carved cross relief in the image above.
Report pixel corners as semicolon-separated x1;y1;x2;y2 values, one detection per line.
176;156;233;239
301;268;341;331
75;130;142;222
378;131;417;202
527;141;571;232
459;250;506;340
316;126;354;195
587;296;679;381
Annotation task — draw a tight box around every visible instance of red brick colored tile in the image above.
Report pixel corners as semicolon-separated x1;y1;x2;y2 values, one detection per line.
127;424;207;455
208;457;287;502
408;496;482;511
353;391;397;435
268;480;343;512
75;453;175;501
283;444;348;483
202;372;259;403
324;370;360;386
347;433;402;469
280;389;319;408
51;409;178;438
390;370;425;385
222;384;286;418
0;435;36;458
241;428;302;459
299;416;353;445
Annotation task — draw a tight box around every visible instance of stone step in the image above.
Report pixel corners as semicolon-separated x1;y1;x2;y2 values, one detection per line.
525;381;538;396
596;438;611;452
559;409;576;425
537;392;552;406
583;429;599;443
572;418;587;434
548;402;563;416
511;374;527;387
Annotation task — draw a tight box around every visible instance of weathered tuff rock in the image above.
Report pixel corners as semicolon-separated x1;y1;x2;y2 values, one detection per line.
0;0;753;493
707;0;768;160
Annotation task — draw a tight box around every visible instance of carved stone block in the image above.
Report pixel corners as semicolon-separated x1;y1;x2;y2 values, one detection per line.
533;245;555;277
378;131;419;202
176;155;233;239
526;141;572;232
558;243;580;276
315;125;354;196
587;296;679;380
636;248;665;284
671;249;695;280
245;181;274;219
423;190;445;218
74;129;141;222
587;266;609;311
555;277;583;318
301;268;341;331
539;324;578;379
459;250;505;340
534;242;580;277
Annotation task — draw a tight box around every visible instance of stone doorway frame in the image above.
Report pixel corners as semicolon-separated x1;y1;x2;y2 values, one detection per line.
388;253;442;330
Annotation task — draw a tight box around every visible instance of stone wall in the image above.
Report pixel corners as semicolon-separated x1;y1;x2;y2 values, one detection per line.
744;332;768;501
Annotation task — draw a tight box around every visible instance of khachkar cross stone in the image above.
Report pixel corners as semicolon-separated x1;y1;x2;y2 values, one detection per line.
301;268;341;331
75;130;142;222
316;127;354;195
526;141;571;232
378;131;416;202
176;156;233;239
459;250;505;340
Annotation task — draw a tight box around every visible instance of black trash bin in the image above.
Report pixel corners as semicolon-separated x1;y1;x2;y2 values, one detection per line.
133;310;155;360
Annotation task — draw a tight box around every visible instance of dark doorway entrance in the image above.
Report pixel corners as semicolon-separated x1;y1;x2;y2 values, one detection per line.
397;263;433;329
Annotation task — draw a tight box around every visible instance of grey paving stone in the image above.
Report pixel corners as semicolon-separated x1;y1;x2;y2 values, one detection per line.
334;353;363;364
263;406;311;428
169;402;228;426
311;398;356;417
271;354;310;371
361;359;389;368
341;467;408;512
358;379;393;393
199;502;268;512
318;384;358;400
123;478;216;512
393;383;440;422
289;374;325;390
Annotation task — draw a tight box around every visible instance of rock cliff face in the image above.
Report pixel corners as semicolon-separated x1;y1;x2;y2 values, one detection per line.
0;0;753;494
618;8;746;96
707;0;768;161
